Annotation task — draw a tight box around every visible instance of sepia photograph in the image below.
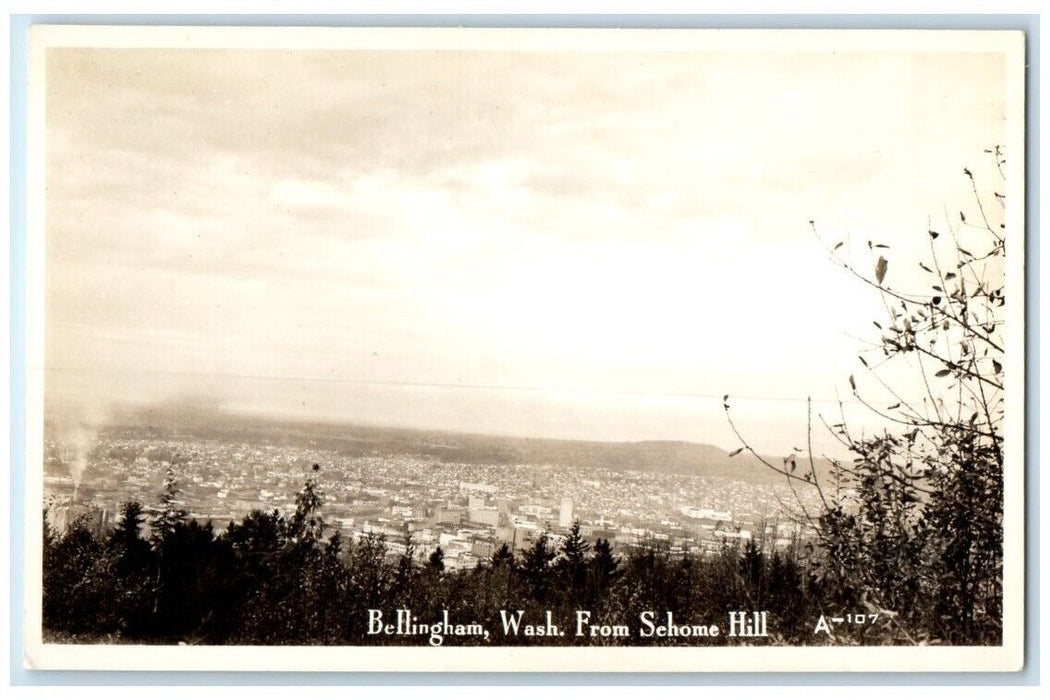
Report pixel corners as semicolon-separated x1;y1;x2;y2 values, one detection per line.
22;26;1026;672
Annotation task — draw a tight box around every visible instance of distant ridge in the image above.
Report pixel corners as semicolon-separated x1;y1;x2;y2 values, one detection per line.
89;404;832;486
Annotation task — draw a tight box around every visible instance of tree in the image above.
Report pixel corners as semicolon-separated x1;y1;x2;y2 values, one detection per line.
427;546;446;573
150;462;187;547
520;530;557;602
42;515;118;634
558;520;590;604
107;501;154;636
394;527;417;602
147;461;188;633
288;463;325;544
589;538;620;601
725;148;1007;644
112;501;146;549
490;542;515;569
740;538;765;595
348;532;391;613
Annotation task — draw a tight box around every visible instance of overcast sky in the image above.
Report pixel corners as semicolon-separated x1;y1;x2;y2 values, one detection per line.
43;44;1009;452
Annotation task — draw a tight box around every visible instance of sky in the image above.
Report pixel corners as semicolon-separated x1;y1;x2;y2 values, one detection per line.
42;42;1010;453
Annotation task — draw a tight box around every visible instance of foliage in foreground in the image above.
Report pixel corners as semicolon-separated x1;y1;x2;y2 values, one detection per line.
43;467;996;646
724;150;1007;645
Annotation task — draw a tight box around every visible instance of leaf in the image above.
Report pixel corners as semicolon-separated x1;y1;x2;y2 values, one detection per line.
729;447;744;457
992;359;1002;374
960;211;966;222
848;375;856;391
887;403;901;410
935;369;952;378
875;256;888;284
874;244;889;249
919;262;933;273
932;296;942;305
833;241;843;251
929;230;940;239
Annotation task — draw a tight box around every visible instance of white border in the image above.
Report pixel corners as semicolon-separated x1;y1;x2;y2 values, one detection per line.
22;25;1027;673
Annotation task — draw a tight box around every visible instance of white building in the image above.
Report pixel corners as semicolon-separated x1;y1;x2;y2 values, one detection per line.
558;497;574;527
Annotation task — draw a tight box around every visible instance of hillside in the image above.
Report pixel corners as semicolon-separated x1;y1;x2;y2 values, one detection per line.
93;404;833;486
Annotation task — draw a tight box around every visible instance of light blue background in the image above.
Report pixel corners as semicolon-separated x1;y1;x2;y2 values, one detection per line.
8;13;1041;686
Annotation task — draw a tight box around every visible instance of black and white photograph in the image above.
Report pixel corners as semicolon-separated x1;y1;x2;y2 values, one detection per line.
23;26;1026;672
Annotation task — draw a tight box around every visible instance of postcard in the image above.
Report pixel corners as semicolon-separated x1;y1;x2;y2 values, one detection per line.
22;25;1026;672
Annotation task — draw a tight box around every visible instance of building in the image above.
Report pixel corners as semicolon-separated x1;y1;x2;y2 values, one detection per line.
559;497;574;528
471;539;497;559
679;506;732;522
459;481;497;495
434;506;464;525
467;506;499;527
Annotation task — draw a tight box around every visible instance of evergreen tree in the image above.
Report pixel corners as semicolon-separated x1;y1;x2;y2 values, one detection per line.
349;532;392;613
590;538;620;601
490;542;515;569
148;462;187;635
521;531;557;602
739;538;766;608
112;501;146;549
558;520;590;604
288;463;325;543
428;546;445;573
150;462;187;547
108;501;154;636
42;508;56;556
394;527;416;603
43;515;118;634
221;508;287;642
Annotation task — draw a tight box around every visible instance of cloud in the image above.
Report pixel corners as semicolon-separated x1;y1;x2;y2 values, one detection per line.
43;45;1009;443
